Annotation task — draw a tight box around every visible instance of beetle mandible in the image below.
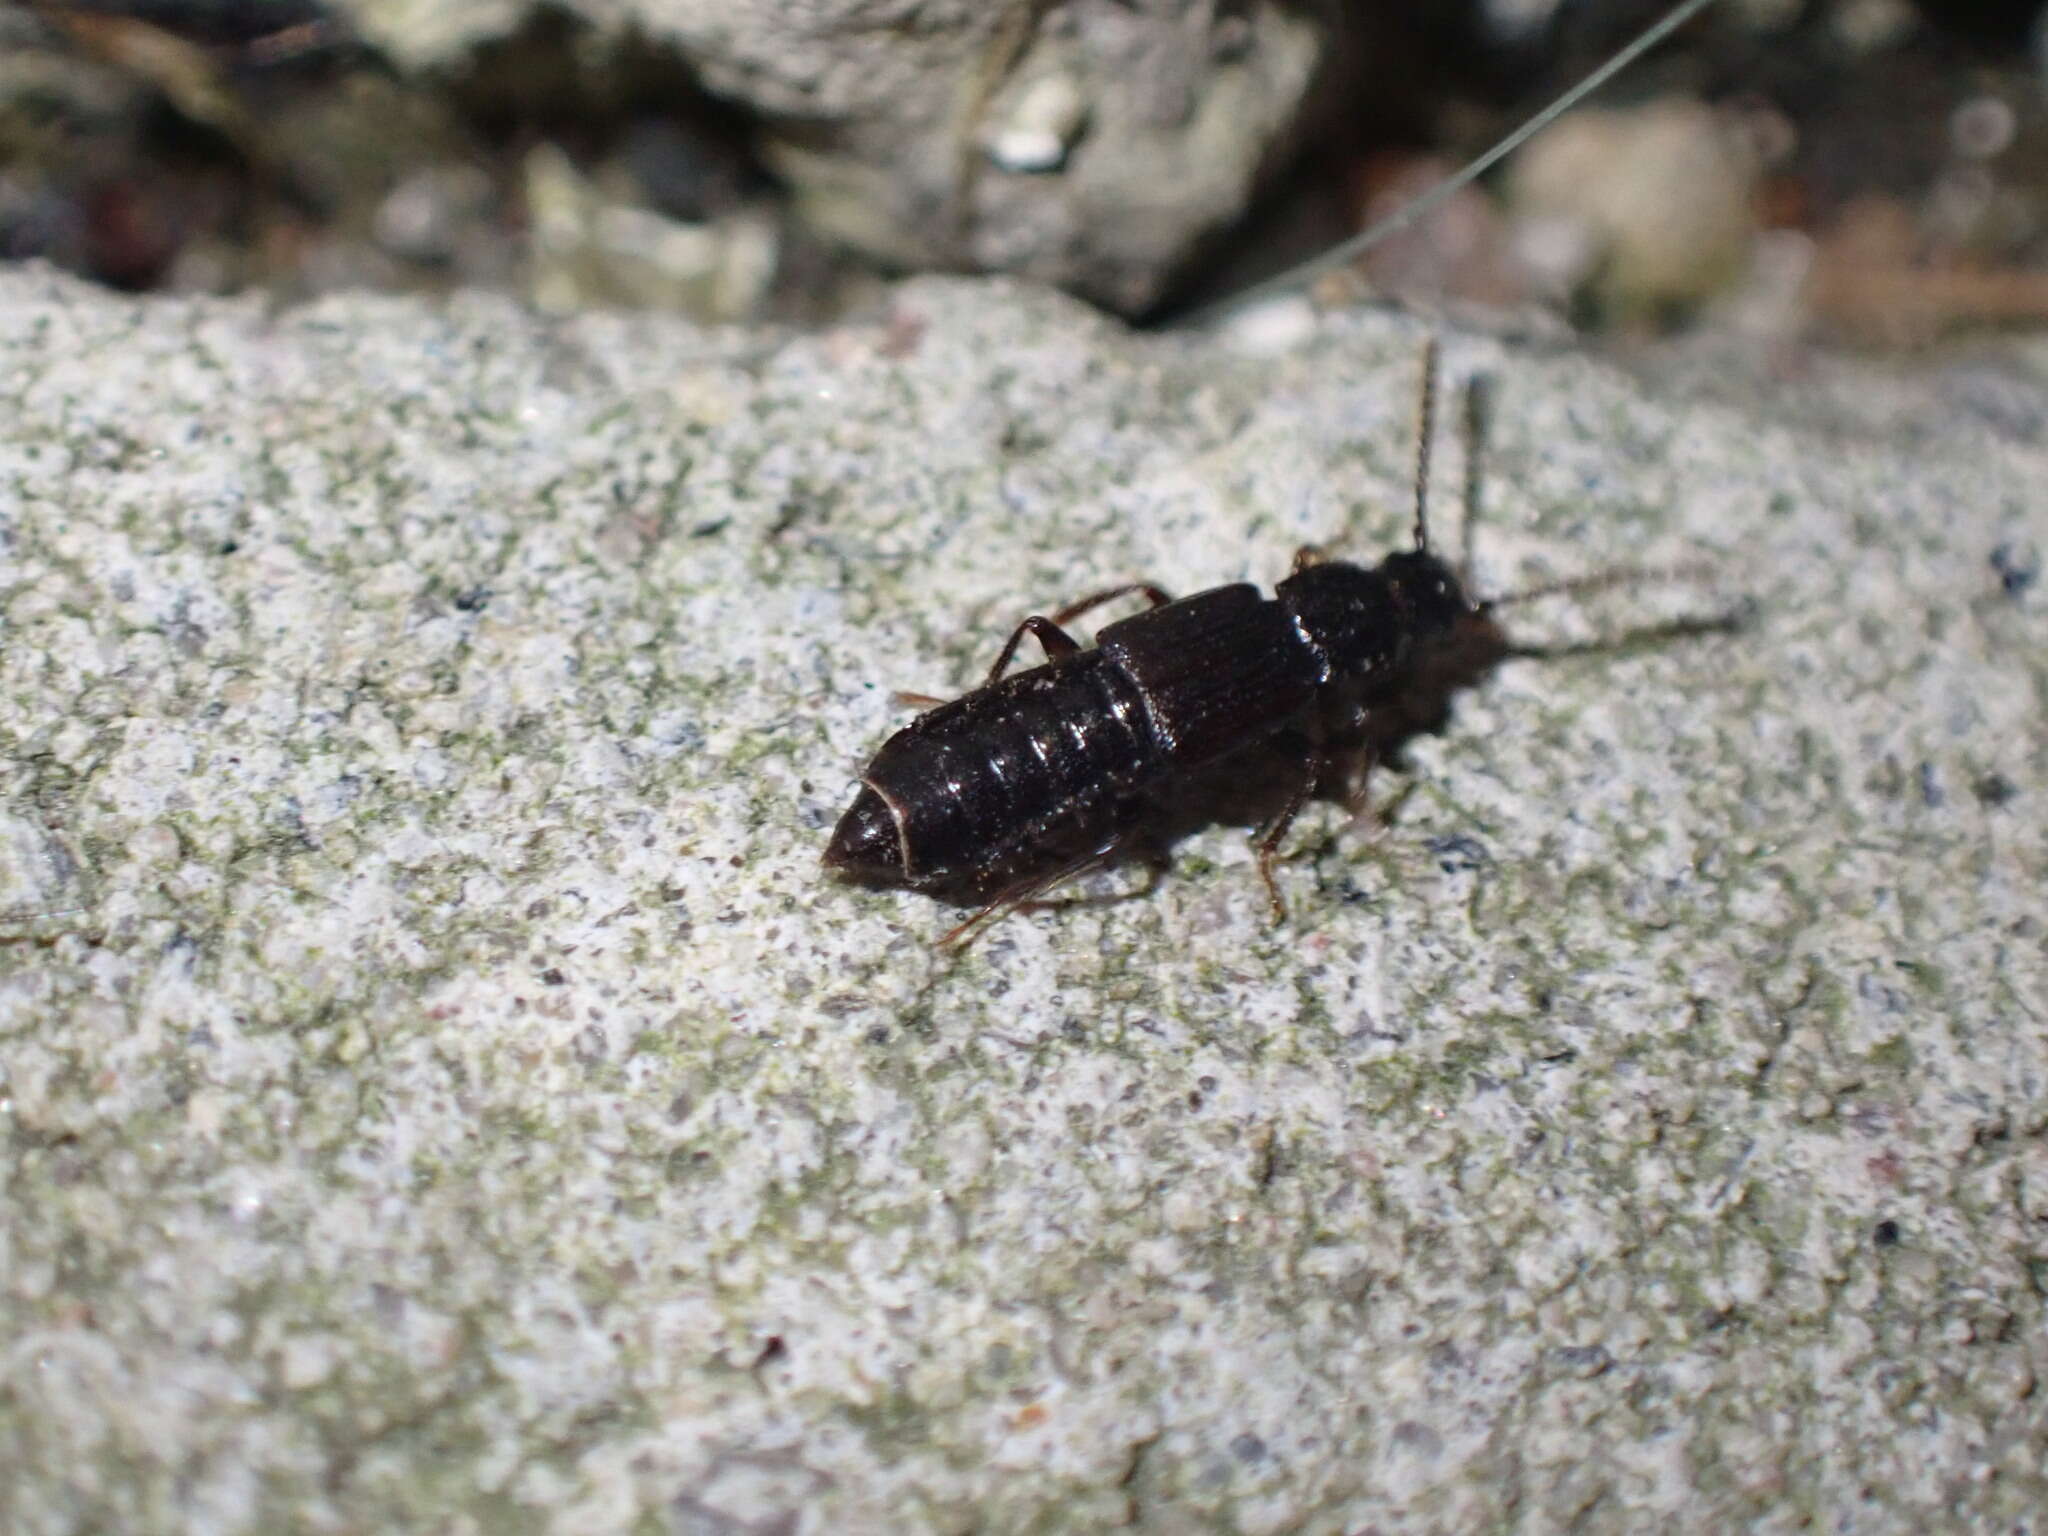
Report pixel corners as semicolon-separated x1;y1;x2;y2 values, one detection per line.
825;339;1518;947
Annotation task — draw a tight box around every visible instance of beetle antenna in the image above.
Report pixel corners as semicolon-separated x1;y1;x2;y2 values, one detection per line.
1459;373;1491;590
1171;0;1721;329
1481;562;1715;610
1412;337;1438;554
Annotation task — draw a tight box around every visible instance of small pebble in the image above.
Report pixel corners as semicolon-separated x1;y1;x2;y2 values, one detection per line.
1218;294;1318;356
986;74;1089;175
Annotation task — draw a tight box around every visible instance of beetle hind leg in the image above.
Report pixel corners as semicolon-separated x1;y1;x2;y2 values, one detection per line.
936;834;1130;950
1049;583;1173;626
980;583;1175;687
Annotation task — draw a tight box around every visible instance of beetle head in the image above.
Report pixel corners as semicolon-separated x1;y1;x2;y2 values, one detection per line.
1278;549;1477;690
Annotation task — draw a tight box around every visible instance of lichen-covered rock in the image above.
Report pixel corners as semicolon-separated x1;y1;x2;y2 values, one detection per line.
345;0;1350;313
1;266;2044;1532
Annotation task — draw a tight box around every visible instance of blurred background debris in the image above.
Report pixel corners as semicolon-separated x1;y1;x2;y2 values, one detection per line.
1;0;2045;343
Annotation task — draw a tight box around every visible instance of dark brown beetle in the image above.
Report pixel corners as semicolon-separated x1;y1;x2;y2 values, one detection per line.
825;340;1521;946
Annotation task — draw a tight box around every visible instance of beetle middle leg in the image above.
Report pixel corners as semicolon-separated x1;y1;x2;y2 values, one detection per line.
1252;741;1330;923
1331;741;1380;818
981;582;1173;686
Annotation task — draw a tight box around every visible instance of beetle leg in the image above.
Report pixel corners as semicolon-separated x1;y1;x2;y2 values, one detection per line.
1049;583;1173;626
1253;746;1328;923
936;836;1125;950
891;690;949;710
1020;851;1167;919
1335;742;1379;816
981;584;1174;687
981;616;1084;687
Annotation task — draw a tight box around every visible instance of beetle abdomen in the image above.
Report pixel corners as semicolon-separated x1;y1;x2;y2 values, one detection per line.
826;585;1326;896
832;651;1159;888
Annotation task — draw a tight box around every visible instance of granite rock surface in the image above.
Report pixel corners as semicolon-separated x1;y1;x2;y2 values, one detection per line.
1;267;2045;1532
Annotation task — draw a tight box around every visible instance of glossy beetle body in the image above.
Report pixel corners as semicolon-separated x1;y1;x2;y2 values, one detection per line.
825;541;1487;942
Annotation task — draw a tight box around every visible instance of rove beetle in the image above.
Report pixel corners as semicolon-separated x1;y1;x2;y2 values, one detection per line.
824;340;1553;947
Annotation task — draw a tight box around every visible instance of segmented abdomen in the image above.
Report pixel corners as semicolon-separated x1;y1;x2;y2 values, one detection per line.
863;651;1159;885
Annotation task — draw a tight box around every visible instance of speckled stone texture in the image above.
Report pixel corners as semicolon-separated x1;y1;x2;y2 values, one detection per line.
2;266;2044;1533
